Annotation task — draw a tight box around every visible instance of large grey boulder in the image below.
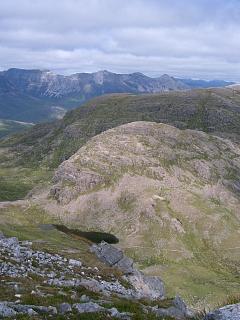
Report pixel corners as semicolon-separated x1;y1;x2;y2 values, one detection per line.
90;241;134;274
11;304;38;316
0;303;16;317
152;295;194;320
90;241;165;300
128;270;165;300
204;303;240;320
73;302;104;314
59;303;72;314
109;307;132;320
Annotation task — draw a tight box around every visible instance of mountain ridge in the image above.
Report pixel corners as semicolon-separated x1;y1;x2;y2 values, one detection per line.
0;68;234;127
2;87;240;169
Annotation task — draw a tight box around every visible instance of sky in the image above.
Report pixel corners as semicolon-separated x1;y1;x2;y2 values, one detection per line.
0;0;240;81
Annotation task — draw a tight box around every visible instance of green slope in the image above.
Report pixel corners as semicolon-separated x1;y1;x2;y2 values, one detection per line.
0;119;34;138
2;88;240;169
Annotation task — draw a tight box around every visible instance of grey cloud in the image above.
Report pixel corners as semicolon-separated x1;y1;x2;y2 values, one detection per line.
0;0;240;81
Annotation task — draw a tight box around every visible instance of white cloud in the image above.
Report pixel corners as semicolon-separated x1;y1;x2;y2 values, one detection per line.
0;0;240;80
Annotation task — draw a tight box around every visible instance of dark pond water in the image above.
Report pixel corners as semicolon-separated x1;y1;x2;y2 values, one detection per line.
53;224;119;244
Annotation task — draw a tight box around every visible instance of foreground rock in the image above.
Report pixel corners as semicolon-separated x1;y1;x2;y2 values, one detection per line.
204;303;240;320
91;241;134;275
0;231;194;319
151;296;194;320
91;241;165;300
0;301;131;319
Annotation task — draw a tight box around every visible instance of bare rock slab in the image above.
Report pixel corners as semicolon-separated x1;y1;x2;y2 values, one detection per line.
204;303;240;320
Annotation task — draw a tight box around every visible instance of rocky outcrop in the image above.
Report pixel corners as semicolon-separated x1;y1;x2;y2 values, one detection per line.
50;164;104;204
0;232;135;298
0;231;193;319
204;303;240;320
91;241;165;300
0;301;132;319
90;241;134;275
127;270;165;301
151;295;194;320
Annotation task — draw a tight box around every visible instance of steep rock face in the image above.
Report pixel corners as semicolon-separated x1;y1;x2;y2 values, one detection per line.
44;122;240;306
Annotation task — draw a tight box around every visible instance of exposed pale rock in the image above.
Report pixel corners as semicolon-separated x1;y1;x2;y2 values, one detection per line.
59;303;72;314
109;307;132;320
80;295;91;303
204;303;240;320
151;295;194;320
73;302;104;314
128;270;165;300
90;241;134;275
91;241;165;300
69;259;82;267
0;303;16;317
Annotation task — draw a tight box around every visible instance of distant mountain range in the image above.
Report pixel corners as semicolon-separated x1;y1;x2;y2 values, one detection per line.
0;68;235;126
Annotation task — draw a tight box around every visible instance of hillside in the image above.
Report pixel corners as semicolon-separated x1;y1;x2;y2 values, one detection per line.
12;121;240;307
0;68;234;123
0;119;33;138
1;88;240;203
0;74;64;123
2;87;240;169
0;89;240;311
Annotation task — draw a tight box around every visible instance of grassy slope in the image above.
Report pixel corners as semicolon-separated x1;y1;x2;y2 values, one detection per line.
0;90;55;123
2;90;240;165
0;119;34;138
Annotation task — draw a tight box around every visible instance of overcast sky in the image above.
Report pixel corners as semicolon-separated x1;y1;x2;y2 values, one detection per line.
0;0;240;80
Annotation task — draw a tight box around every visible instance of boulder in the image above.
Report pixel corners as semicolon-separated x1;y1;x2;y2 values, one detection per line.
152;295;194;319
69;259;82;267
11;304;38;316
59;303;72;314
90;241;134;274
73;302;104;314
116;256;135;275
128;270;165;300
80;295;91;303
109;307;132;320
31;305;57;315
90;241;165;300
0;303;16;318
204;303;240;320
